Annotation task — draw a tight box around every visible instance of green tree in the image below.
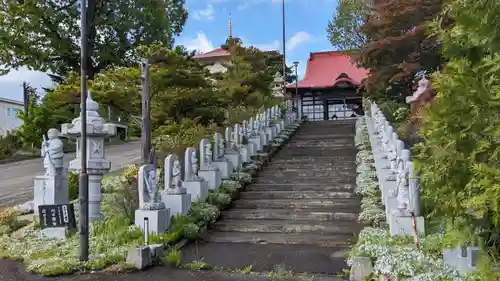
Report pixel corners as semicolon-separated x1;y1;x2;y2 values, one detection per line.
327;0;369;51
415;0;500;264
0;0;188;82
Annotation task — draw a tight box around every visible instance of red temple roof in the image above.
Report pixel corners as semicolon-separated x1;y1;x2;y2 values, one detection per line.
286;51;369;89
193;48;231;59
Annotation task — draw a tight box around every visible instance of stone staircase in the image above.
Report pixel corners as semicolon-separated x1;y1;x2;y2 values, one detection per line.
182;120;361;279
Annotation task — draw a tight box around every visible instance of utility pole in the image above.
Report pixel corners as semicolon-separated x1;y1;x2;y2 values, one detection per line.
282;0;287;96
79;0;90;262
293;61;299;119
140;60;151;165
22;82;29;116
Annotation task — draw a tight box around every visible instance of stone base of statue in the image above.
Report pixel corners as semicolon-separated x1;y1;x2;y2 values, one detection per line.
249;135;262;152
279;120;285;134
239;145;250;164
135;207;171;234
183;179;209;203
247;141;256;157
260;130;268;147
388;212;425;236
225;150;241;171
271;125;278;140
33;169;69;215
160;188;191;217
213;159;233;179
443;246;480;273
198;167;222;190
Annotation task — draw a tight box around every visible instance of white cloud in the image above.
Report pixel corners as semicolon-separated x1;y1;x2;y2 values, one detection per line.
177;32;214;53
192;4;215;21
251;40;280;51
237;0;286;10
287;31;313;51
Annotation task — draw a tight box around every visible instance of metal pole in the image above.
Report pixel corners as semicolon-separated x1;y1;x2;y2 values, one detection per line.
282;0;286;95
140;61;151;164
79;0;89;262
295;64;299;119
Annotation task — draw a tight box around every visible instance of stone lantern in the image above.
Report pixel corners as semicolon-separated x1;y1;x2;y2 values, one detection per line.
61;91;116;222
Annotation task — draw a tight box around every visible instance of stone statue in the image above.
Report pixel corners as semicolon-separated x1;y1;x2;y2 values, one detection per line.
205;142;213;165
41;128;64;176
392;149;412;216
407;162;421;216
138;164;164;210
183;147;200;181
163;154;185;195
190;149;200;180
171;159;182;189
394;163;410;216
199;139;217;171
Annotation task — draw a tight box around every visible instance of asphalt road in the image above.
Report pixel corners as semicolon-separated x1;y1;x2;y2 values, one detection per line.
0;141;141;208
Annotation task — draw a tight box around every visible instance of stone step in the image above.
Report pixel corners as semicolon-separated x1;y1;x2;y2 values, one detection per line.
211;219;361;234
269;156;356;163
290;135;355;140
257;170;356;177
254;177;355;185
239;190;356;200
181;242;350;275
200;231;353;247
246;183;355;191
232;198;360;210
221;208;358;221
275;150;356;158
264;163;356;170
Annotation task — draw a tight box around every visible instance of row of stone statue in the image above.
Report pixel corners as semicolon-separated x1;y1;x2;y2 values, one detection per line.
369;100;481;274
134;101;297;233
370;102;422;218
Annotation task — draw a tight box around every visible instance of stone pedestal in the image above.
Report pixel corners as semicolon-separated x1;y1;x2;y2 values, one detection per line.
388;214;425;236
271;125;278;139
183;180;209;203
213;159;233;179
160;190;191;217
225;151;241;171
33;171;69;215
239;146;250;163
443;246;480;274
134;208;171;234
88;174;104;221
260;130;268;147
249;135;262;151
198;169;222;189
41;227;69;241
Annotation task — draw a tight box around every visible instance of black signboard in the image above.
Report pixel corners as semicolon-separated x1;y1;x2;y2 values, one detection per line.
38;204;76;229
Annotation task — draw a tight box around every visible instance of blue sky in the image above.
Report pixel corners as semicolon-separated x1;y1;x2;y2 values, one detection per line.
0;0;337;102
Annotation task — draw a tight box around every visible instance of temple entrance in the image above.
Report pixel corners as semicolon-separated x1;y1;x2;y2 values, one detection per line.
323;99;361;121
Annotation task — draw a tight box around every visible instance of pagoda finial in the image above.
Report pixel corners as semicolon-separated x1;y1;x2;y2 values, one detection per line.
228;13;232;39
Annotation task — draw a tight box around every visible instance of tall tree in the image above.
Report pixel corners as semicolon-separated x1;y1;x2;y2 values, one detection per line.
356;0;443;98
326;0;369;51
0;0;188;82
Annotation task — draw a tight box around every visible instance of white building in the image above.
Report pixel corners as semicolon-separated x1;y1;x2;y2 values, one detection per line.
0;97;24;136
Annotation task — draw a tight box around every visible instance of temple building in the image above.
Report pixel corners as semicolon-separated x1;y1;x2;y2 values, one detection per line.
285;51;369;121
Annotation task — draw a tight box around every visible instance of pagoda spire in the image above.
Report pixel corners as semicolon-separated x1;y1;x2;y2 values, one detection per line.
228;13;232;40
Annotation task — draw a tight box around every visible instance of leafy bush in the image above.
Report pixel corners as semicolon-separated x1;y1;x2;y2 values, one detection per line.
0;132;23;160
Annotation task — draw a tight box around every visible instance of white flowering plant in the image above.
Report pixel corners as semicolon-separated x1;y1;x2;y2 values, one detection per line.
347;228;471;281
355;117;385;227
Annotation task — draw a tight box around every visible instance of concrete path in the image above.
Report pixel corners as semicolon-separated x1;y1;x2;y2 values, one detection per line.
182;120;361;278
0;141;141;208
0;260;343;281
